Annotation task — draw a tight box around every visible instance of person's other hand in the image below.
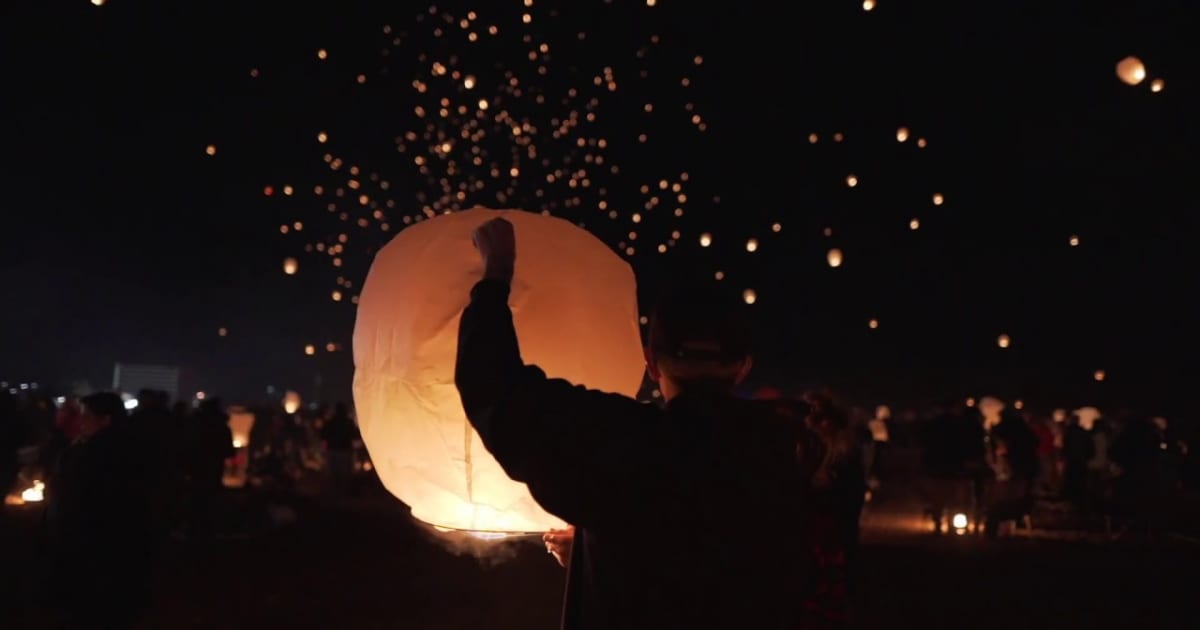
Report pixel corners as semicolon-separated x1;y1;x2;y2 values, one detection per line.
472;217;516;282
543;526;575;568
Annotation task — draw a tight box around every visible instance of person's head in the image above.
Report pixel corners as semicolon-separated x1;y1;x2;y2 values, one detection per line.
79;392;127;438
645;284;752;401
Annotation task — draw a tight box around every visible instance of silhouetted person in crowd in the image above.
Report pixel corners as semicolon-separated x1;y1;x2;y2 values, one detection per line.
0;392;23;500
921;403;986;533
184;399;233;541
128;390;179;536
43;392;153;629
321;402;359;495
457;218;815;629
1061;412;1095;509
801;389;866;627
984;409;1039;537
1110;416;1168;538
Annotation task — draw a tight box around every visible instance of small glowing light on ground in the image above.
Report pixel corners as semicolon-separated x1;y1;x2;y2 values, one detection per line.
952;513;968;530
21;480;46;503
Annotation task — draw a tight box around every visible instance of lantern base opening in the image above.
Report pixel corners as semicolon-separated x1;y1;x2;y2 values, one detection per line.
428;523;542;541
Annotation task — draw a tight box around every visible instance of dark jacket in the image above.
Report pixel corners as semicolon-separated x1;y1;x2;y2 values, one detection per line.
456;279;812;630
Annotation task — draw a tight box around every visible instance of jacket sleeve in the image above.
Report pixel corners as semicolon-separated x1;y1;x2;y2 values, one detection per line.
454;278;653;527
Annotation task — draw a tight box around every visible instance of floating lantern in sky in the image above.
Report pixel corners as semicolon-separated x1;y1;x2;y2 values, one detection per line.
827;248;844;268
862;0;876;11
714;270;725;280
868;318;879;329
283;257;298;275
909;218;920;230
317;48;329;60
283;391;302;414
304;344;316;356
823;227;834;237
808;133;819;144
997;334;1011;349
1069;235;1080;247
353;208;644;534
91;0;105;6
896;127;909;142
1150;78;1165;93
205;144;217;156
743;289;757;305
846;174;859;188
217;327;228;337
1094;369;1106;382
745;238;759;252
229;409;254;449
1076;407;1101;431
932;193;945;206
1115;56;1146;85
699;232;712;247
916;137;928;148
772;223;782;233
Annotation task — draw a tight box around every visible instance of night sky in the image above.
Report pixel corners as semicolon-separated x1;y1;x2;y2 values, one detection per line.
2;0;1197;416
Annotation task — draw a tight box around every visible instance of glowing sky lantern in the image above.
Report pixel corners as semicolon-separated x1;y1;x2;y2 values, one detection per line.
868;318;879;329
932;193;945;206
353;208;644;534
979;396;1005;429
1115;56;1146;86
745;238;759;252
1093;369;1106;382
283;391;302;415
743;289;757;305
699;232;712;247
997;334;1011;349
228;408;255;449
909;218;920;230
896;127;910;142
1150;78;1165;93
283;257;299;275
846;174;858;188
827;248;844;268
1076;406;1101;431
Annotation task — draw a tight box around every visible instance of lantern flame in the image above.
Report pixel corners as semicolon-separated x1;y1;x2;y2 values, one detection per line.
21;480;45;503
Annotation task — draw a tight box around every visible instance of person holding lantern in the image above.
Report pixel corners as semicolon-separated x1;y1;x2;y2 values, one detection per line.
456;218;816;629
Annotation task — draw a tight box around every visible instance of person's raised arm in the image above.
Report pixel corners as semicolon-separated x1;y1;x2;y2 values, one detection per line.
454;218;653;527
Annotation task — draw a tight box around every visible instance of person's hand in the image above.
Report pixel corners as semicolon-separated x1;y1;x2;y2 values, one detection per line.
543;526;575;568
472;217;516;282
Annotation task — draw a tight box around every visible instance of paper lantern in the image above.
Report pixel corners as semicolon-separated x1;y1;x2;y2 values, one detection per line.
283;257;299;275
228;409;255;449
283;391;301;414
997;334;1011;349
979;396;1005;429
827;248;843;268
1075;406;1101;431
353;208;644;534
1115;56;1146;86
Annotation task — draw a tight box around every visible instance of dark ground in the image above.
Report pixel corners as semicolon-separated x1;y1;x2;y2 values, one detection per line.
3;477;1198;629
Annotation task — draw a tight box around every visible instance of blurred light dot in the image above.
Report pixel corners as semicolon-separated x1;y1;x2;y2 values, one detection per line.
304;344;316;356
745;238;758;252
317;48;328;60
1069;235;1080;247
283;257;298;275
846;174;858;188
827;248;843;268
1115;56;1146;86
1094;369;1107;382
205;144;217;156
932;193;944;205
714;270;725;281
863;0;876;10
743;289;757;305
909;218;920;230
916;138;928;148
808;133;819;144
771;222;782;233
218;327;228;337
823;227;833;237
896;127;909;142
1150;78;1165;93
699;233;712;247
317;132;328;143
868;319;879;330
997;334;1011;349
